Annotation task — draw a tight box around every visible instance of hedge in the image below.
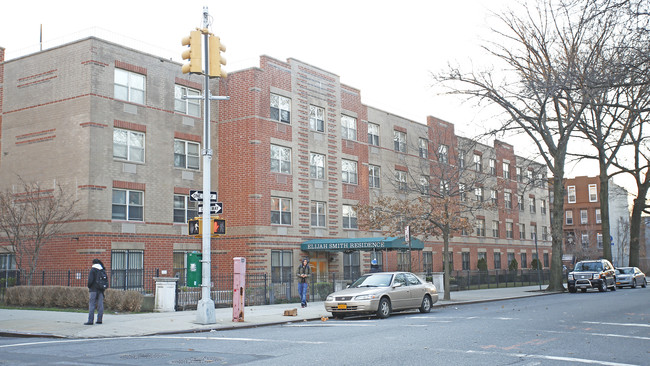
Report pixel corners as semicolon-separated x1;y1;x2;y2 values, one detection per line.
5;286;143;312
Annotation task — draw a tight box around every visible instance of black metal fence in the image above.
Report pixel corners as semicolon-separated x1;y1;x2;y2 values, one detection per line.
0;269;160;293
447;269;551;291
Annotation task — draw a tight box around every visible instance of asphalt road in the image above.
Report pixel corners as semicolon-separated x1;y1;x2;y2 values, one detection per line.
0;287;648;366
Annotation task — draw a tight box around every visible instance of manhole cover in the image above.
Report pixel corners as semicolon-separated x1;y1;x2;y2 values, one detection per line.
171;356;224;364
119;352;169;360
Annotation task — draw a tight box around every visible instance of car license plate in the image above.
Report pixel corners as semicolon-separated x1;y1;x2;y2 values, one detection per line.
337;304;347;309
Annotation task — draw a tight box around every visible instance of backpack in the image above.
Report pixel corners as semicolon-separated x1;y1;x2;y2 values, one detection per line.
96;268;109;291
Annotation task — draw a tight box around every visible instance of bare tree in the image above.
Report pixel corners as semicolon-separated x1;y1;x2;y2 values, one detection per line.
0;178;80;285
434;0;617;291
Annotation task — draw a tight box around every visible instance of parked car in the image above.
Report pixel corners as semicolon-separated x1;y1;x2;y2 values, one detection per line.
567;259;617;293
324;272;438;319
615;267;647;289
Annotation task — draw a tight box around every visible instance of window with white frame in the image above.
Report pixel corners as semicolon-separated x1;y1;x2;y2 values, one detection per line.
111;250;144;289
492;220;499;237
113;129;144;163
503;162;510;179
341;115;357;140
418;138;428;158
309;152;325;179
597;233;603;248
440;179;450;196
311;201;326;227
369;165;381;188
588;184;598;202
474;154;482;171
541;199;547;214
0;254;16;270
542;226;548;241
529;197;536;213
271;197;292;225
491;189;498;205
394;130;406;152
475;187;484;202
114;68;145;104
567;186;576;203
423;252;433;274
489;159;496;175
439;144;449;163
580;209;588;224
506;222;514;238
462;252;470;270
309;105;324;132
566;210;573;225
271;250;292;283
174;85;200;117
458;150;466;168
476;219;485;236
420;176;430;195
342;205;358;229
527;169;534;182
459;183;467;202
396;171;408;191
581;234;590;248
368;123;379;146
270;94;291;123
505;192;512;209
520;223;526;239
530;225;537;240
342;159;358;184
518;194;525;211
537;173;545;188
173;195;198;223
112;189;144;221
174;140;200;170
270;145;291;174
595;209;601;223
516;166;523;182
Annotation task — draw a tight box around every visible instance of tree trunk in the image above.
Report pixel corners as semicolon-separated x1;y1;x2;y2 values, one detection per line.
548;173;567;292
443;230;451;301
599;160;612;262
628;186;648;267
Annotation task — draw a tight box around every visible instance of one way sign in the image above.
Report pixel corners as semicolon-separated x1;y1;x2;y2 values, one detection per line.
189;190;217;202
198;202;223;214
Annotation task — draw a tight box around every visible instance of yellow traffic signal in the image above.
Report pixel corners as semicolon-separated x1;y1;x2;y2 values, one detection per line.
208;35;227;78
188;218;201;236
181;30;202;74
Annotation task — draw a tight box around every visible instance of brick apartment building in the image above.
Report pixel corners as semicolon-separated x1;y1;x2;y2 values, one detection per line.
0;37;552;286
562;176;630;267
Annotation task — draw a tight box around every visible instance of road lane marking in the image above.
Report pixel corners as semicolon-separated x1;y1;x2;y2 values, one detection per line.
153;335;326;344
582;321;650;328
283;323;375;327
440;349;638;366
543;330;650;341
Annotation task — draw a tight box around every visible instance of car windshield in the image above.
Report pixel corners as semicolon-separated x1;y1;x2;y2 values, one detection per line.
350;273;393;288
575;262;602;272
616;268;633;274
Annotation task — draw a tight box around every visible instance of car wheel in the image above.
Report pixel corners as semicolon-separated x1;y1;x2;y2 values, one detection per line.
568;286;577;293
642;279;647;288
610;282;616;291
332;312;345;320
419;295;432;313
376;297;391;319
599;281;607;292
631;279;637;288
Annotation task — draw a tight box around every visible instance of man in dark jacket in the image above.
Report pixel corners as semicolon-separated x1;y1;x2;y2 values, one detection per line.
296;258;311;308
85;259;105;325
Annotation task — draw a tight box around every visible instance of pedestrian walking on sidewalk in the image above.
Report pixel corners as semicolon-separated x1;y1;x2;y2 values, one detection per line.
297;258;311;308
85;259;107;325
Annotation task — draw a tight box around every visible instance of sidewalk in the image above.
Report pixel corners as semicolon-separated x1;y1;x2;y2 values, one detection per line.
0;285;559;339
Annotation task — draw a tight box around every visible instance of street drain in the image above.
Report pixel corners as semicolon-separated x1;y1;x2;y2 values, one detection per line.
171;356;224;364
119;352;169;360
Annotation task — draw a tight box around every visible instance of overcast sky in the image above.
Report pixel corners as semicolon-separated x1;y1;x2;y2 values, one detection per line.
0;0;637;196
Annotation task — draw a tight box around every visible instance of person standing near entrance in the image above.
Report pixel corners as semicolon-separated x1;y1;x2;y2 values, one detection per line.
85;259;106;325
297;258;311;308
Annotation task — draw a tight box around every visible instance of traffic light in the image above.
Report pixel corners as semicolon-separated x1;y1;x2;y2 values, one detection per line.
208;35;227;78
181;30;202;74
188;218;201;236
212;217;226;235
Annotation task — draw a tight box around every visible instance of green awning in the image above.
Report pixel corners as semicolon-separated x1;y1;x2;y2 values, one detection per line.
301;236;424;252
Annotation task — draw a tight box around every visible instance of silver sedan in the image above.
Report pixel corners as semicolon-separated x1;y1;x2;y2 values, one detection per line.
324;272;438;319
615;267;647;289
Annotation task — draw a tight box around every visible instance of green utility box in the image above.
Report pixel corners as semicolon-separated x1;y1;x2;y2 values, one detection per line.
187;252;202;287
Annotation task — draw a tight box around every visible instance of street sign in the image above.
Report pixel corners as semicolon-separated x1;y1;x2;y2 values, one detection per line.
198;202;223;214
189;190;217;202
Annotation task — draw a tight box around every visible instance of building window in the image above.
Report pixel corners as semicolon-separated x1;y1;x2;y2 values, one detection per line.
439;145;449;164
581;234;590;248
311;201;326;227
271;250;292;283
112;189;143;221
475;187;484;202
111;250;144;290
0;254;16;270
518;195;525;211
580;209;588;224
491;190;498;205
114;68;145;104
566;210;573;225
567;186;576;203
341;115;357;141
459;183;467;202
489;159;496;175
270;94;291;123
418;138;428;158
506;222;514;239
494;252;502;269
174;140;200;170
529;198;536;213
113;129;144;163
344;251;360;280
540;200;547;215
368;123;380;146
595;209;601;224
520;253;527;269
173;195;198;223
420;176;430;195
439;180;450;196
503;162;511;179
474;154;482;171
542;226;549;241
588;184;598;202
507;253;515;268
516;166;523;182
531;225;537;240
458;150;466;169
462;252;470;271
369;165;381;188
543;253;549;267
397;252;411;272
270;145;291;174
174;85;200;117
527;170;534;183
309;153;325;180
342;205;358;229
309;105;325;132
342;159;358;184
597;233;603;248
537;173;545;188
476;219;486;237
492;221;500;237
394;130;406;152
504;192;512;209
442;252;454;271
396;171;408;191
271;197;292;225
423;252;433;274
519;224;526;240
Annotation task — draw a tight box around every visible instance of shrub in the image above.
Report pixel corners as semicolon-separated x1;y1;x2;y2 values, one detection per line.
508;259;519;271
313;282;333;300
530;259;542;270
477;258;488;272
5;286;143;312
